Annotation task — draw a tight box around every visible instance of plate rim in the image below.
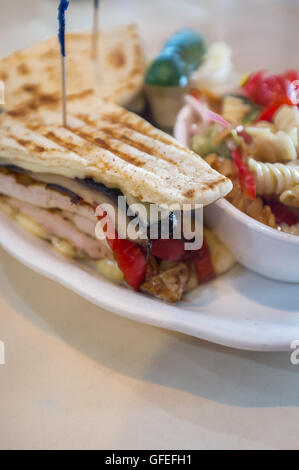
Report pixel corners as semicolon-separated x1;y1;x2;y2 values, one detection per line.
0;213;297;352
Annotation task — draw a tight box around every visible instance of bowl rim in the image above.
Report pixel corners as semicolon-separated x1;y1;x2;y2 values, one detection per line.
174;103;299;246
215;198;299;245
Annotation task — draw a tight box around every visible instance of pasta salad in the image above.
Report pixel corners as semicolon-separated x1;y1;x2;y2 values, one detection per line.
187;70;299;236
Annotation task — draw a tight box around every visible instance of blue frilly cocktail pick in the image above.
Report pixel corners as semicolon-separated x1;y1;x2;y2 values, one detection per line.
57;0;70;127
58;0;69;57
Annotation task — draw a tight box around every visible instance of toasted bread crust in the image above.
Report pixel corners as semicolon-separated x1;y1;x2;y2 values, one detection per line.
0;25;144;110
0;92;232;207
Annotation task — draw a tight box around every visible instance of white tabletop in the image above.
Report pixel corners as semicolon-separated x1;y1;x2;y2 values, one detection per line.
1;0;299;450
1;246;299;450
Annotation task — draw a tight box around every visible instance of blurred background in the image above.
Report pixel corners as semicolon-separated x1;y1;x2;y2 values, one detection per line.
1;0;299;73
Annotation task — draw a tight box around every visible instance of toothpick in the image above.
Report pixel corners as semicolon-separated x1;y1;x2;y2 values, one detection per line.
60;54;67;128
92;0;99;60
58;0;70;128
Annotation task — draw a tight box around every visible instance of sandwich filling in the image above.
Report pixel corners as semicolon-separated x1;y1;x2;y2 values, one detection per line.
0;166;113;258
0;164;236;301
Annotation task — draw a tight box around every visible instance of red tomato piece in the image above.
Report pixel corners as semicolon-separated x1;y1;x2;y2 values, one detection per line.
194;239;215;284
231;147;256;200
243;71;293;107
256;95;294;122
109;235;147;291
96;209;146;290
150;239;188;261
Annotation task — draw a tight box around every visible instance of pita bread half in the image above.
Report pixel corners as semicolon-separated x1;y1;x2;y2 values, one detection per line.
0;93;232;208
0;24;145;111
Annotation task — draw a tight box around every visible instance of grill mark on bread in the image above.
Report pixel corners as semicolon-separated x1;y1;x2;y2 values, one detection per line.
75;112;184;160
39;48;57;59
74;113;180;167
22;84;39;93
202;176;227;189
8;113;146;168
71;128;146;167
67;89;94;102
7;90;94;120
23;124;111;161
107;47;126;68
13;137;45;153
43;130;90;154
23;116;146;169
76;112;126;128
17;63;30;75
101;114;186;151
183;189;195;199
76;113;191;168
0;71;8;81
100;128;180;168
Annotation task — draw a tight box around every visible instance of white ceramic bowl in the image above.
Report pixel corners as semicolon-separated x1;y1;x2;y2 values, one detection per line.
174;104;299;283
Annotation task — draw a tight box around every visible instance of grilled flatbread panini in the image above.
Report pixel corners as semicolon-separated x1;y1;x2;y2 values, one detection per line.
0;93;232;208
0;93;233;301
0;24;144;111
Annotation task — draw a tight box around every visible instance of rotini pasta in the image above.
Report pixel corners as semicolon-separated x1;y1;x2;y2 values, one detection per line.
246;126;297;162
205;155;276;228
248;159;299;195
274;105;299;151
280;184;299;207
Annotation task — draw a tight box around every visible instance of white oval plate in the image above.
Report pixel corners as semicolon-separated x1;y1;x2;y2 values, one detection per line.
1;212;298;351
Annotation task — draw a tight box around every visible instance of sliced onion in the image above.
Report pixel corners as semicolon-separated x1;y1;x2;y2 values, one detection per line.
190;123;200;136
184;95;231;128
